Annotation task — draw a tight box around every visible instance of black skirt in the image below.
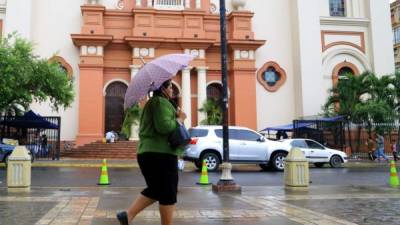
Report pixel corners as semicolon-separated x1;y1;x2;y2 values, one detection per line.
137;152;178;205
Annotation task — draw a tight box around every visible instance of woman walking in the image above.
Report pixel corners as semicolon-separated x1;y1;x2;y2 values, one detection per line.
117;79;186;225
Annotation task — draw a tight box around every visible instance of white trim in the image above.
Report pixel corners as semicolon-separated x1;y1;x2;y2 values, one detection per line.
322;48;371;72
103;79;129;96
320;16;370;27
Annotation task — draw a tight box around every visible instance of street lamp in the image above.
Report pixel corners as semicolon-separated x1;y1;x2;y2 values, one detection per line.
212;0;241;193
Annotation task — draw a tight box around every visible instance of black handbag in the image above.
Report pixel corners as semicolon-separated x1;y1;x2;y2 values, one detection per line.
168;122;191;148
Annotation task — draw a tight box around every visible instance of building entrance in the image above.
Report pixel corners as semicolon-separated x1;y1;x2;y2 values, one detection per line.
105;82;127;135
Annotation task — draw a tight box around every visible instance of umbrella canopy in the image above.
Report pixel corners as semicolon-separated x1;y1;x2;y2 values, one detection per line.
0;110;59;129
124;54;194;108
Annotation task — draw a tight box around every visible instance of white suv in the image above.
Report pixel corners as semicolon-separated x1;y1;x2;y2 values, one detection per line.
183;126;288;171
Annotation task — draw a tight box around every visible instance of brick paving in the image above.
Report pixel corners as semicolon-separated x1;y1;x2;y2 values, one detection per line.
0;185;399;225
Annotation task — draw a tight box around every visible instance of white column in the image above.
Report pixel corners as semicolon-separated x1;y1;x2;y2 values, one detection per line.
5;0;32;40
148;0;153;7
351;0;360;18
130;65;141;80
185;0;191;8
181;67;192;128
197;67;208;124
136;0;141;6
345;0;353;17
195;0;201;9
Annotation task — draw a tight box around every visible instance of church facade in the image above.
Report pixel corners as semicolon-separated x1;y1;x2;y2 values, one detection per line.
0;0;395;146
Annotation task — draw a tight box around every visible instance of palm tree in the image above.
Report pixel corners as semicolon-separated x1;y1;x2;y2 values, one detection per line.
324;72;369;151
121;104;142;139
198;98;223;125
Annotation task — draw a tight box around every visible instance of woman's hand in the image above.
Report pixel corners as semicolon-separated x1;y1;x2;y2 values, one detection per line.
176;107;187;124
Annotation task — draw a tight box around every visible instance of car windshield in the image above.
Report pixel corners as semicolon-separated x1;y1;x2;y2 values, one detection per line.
188;128;208;137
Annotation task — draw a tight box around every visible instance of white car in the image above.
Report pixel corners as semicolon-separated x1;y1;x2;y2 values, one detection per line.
278;138;348;168
183;126;288;171
183;126;348;171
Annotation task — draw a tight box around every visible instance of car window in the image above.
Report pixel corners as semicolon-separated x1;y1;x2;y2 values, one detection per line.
233;129;261;141
214;129;234;138
305;140;325;149
189;128;208;137
291;140;308;148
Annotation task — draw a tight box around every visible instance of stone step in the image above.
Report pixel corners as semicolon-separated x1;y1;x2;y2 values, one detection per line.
61;140;138;159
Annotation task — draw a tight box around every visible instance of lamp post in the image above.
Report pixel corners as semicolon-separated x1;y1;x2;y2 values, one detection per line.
212;0;241;193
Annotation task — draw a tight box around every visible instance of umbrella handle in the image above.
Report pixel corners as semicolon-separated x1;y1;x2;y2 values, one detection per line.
139;57;146;65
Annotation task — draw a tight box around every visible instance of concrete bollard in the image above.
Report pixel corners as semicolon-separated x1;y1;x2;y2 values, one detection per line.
284;147;309;191
7;146;31;192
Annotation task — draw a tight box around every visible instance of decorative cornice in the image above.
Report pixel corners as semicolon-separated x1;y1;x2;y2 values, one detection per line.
71;34;113;46
320;17;370;27
0;8;5;14
228;39;266;50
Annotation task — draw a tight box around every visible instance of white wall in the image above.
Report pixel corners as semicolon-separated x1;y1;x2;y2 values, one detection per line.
240;0;296;130
4;0;31;39
28;0;83;141
366;0;395;76
291;0;325;118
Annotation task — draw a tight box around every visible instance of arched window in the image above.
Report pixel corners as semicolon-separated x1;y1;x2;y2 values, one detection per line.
48;56;73;79
332;62;360;87
207;83;222;100
330;0;346;17
257;62;287;92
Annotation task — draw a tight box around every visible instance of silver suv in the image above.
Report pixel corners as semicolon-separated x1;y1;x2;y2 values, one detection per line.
183;126;288;171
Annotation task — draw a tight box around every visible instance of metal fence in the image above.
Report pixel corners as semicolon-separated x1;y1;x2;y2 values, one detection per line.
293;119;345;151
0;116;61;160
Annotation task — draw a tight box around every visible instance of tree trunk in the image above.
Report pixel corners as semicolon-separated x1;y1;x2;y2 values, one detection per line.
356;125;361;153
347;121;353;152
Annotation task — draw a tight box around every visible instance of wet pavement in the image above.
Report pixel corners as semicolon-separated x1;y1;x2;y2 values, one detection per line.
1;185;400;225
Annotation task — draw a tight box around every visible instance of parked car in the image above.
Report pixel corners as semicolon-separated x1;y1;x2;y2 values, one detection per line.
0;143;34;165
278;138;348;168
183;126;288;171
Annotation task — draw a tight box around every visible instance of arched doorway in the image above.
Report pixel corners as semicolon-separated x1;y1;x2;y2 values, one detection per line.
207;82;222;99
105;82;128;134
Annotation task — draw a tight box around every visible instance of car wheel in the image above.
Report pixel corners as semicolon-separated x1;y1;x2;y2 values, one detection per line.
314;163;325;168
271;152;287;171
202;152;220;172
194;160;202;170
259;164;270;171
329;155;342;168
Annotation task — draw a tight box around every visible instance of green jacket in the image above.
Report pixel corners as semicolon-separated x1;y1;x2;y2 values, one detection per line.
137;95;182;156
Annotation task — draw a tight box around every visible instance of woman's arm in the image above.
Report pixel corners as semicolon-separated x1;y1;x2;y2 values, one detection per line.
152;97;178;135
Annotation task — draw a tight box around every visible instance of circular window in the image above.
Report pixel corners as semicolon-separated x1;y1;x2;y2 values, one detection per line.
257;61;286;92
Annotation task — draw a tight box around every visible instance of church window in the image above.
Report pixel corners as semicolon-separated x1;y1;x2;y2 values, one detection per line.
330;0;346;17
257;62;286;92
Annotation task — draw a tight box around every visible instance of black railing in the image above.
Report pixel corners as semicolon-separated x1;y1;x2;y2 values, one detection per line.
293;119;345;151
0;115;61;160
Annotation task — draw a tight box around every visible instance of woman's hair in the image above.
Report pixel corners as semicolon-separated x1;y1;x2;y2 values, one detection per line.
152;79;177;109
153;79;172;97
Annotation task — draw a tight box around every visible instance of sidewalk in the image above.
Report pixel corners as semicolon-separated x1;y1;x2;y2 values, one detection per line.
0;158;397;169
1;184;399;225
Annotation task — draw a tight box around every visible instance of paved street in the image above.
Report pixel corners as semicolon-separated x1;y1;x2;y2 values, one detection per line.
1;185;400;225
0;165;393;187
1;163;400;225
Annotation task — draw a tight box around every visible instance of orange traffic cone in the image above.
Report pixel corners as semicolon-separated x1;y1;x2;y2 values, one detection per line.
98;159;110;185
196;160;211;185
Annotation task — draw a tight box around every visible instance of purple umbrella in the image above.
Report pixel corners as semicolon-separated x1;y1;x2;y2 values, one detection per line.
124;54;194;109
